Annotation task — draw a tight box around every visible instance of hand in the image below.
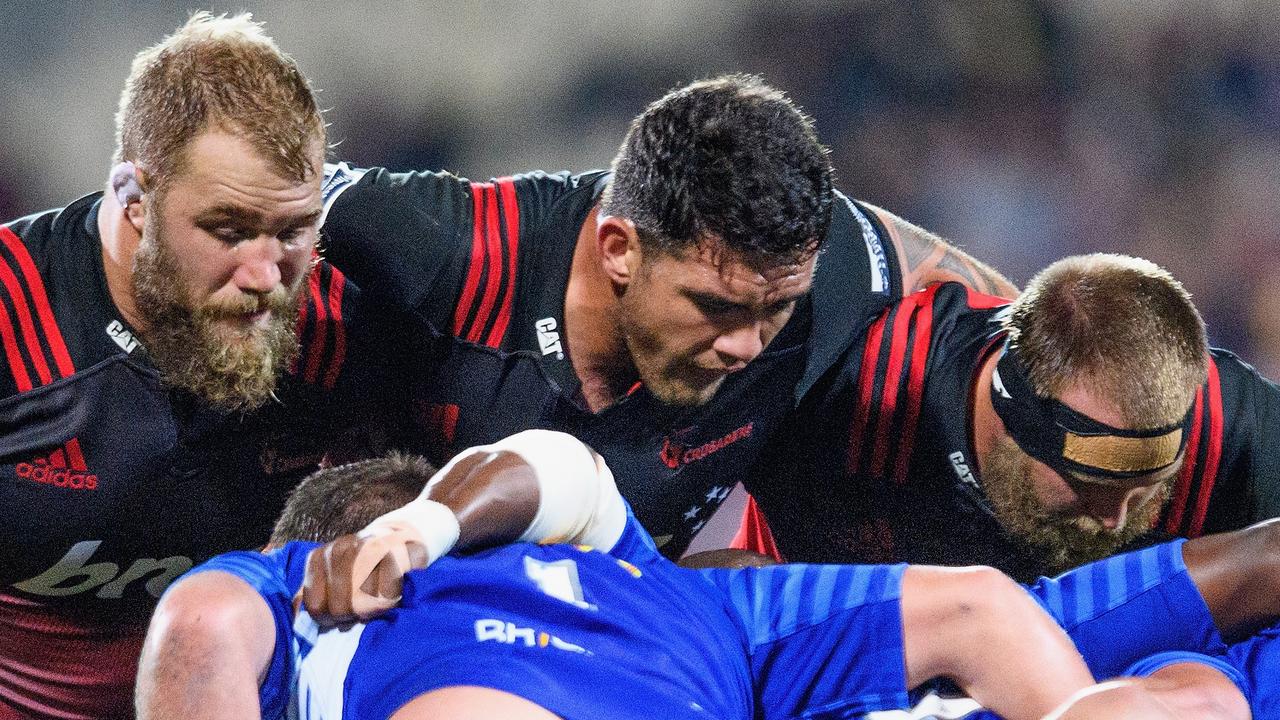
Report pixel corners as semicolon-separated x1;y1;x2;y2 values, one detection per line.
296;530;429;625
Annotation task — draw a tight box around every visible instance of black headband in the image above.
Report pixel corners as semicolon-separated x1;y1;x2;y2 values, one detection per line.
990;339;1193;482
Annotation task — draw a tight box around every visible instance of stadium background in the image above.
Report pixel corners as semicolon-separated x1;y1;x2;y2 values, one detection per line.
2;1;1278;546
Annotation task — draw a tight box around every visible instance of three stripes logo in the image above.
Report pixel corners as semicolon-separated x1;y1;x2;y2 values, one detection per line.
16;438;97;491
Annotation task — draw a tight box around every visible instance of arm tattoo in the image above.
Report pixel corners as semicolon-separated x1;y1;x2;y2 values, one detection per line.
870;204;1018;298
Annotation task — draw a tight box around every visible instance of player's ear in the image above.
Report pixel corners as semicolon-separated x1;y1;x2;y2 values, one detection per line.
597;215;641;288
110;161;148;233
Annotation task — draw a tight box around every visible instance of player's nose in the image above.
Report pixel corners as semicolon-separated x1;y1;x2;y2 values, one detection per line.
1082;484;1154;532
233;235;285;293
712;322;765;370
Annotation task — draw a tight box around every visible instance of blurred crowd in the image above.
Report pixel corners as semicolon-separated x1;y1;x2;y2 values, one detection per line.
2;0;1277;375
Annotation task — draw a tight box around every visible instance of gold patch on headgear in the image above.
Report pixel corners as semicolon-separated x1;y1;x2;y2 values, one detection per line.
1062;429;1182;473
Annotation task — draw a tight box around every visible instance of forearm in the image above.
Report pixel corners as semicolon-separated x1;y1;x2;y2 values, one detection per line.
136;572;274;720
302;430;627;621
1044;659;1250;720
396;429;626;553
901;566;1093;720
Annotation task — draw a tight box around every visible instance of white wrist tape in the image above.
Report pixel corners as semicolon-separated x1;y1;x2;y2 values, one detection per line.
358;498;461;566
425;429;627;549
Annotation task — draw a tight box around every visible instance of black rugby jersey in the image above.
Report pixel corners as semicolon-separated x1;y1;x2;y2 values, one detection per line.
320;164;900;557
740;282;1280;582
0;194;402;719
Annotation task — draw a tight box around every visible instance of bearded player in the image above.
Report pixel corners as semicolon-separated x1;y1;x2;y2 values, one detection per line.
0;13;406;719
739;253;1280;580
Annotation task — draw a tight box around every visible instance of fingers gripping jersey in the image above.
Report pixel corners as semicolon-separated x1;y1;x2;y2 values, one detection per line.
0;196;405;719
740;282;1280;580
319;163;902;558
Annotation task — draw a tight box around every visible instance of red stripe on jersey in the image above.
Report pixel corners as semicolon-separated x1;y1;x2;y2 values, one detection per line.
0;227;74;378
847;312;889;475
0;301;32;392
893;286;939;484
64;438;87;471
49;448;66;468
453;183;491;336
1165;387;1203;534
322;266;347;390
870;298;919;478
470;184;505;345
0;591;142;720
1189;358;1223;537
0;255;52;386
730;495;784;561
485;177;520;347
302;271;328;384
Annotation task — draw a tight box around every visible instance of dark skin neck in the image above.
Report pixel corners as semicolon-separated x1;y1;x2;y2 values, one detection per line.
563;205;636;412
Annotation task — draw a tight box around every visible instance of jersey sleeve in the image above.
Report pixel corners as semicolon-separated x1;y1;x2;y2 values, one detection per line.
1162;349;1280;538
1222;620;1280;716
318;163;475;332
704;562;911;718
1022;539;1227;680
184;543;317;720
603;500;664;564
319;163;586;345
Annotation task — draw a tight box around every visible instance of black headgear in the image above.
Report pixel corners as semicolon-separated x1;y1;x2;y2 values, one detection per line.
990;338;1193;482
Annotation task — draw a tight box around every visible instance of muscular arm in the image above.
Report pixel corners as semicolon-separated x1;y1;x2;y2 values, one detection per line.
865;202;1018;298
1045;662;1250;720
301;430;626;622
901;566;1094;719
136;571;274;720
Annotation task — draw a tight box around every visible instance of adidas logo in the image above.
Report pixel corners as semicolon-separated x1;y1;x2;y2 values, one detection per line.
16;439;98;490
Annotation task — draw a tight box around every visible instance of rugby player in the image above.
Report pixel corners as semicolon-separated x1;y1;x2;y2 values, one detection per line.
316;73;1017;558
0;14;407;718
738;253;1280;579
138;431;1275;719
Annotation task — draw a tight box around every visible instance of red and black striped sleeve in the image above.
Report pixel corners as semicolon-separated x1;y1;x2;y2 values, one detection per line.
319;166;541;349
1163;349;1280;537
0;224;76;399
842;284;1004;485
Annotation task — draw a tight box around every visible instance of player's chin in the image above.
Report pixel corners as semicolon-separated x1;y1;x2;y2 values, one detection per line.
651;375;724;408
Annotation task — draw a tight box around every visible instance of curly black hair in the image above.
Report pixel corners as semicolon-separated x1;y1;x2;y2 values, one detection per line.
601;74;833;265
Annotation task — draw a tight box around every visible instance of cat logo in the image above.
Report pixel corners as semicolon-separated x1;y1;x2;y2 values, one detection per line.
106;320;140;354
535;317;564;359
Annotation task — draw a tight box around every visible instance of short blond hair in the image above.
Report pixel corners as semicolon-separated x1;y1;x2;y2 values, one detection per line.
1004;254;1208;426
113;12;324;189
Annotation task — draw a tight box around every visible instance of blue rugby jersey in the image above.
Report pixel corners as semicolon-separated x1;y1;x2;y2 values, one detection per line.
1221;620;1280;715
191;516;1230;719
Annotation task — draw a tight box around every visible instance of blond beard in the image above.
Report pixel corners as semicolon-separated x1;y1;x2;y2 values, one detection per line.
131;210;306;413
981;435;1169;575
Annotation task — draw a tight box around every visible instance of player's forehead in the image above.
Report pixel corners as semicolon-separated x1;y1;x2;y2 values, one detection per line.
164;129;323;223
661;238;816;303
